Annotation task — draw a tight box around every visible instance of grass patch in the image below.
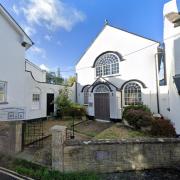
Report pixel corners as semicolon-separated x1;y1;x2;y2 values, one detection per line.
94;125;149;140
75;130;98;137
0;155;99;180
74;121;113;138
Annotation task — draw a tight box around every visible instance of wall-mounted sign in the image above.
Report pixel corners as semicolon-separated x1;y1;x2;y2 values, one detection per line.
0;108;25;121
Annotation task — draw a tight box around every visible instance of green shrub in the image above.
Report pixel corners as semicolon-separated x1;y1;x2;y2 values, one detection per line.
150;118;176;137
55;87;86;118
69;103;86;117
123;105;151;119
124;109;153;129
56;88;72;107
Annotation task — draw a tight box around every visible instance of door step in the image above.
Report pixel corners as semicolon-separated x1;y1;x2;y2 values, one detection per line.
95;119;111;123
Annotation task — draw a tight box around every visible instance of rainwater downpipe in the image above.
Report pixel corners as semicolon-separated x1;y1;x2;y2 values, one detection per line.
154;53;161;114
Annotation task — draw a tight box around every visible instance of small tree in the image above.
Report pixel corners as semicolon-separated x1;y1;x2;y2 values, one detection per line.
66;76;76;86
55;87;86;118
55;87;72;117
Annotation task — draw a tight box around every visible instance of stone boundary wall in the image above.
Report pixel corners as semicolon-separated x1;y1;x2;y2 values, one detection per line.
51;126;180;173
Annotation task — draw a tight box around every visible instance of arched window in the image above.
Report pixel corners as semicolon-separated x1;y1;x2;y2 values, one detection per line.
94;84;110;93
95;52;120;77
124;82;142;105
83;86;89;104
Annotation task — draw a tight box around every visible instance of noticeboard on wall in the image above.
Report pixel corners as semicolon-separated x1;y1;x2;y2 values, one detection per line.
0;108;25;121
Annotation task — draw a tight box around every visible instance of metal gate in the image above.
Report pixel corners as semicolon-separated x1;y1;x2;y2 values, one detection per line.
94;93;110;120
22;119;44;149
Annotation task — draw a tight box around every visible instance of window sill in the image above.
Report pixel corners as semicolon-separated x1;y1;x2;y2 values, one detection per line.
83;104;89;106
0;102;8;105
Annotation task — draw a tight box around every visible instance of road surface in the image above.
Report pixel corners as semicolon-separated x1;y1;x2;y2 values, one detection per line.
0;168;32;180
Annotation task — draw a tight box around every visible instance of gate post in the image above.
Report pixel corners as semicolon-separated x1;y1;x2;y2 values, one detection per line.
51;125;67;172
9;121;22;154
15;121;23;153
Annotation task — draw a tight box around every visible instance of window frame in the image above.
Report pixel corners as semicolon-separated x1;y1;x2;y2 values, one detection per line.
95;53;120;77
32;93;41;110
0;81;7;104
123;82;142;106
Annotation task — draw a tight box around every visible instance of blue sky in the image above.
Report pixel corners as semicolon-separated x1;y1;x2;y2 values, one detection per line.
0;0;170;78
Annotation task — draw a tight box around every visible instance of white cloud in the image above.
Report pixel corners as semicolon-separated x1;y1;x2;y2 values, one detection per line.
44;34;52;41
40;64;49;71
20;0;85;32
12;5;19;15
30;46;46;59
23;26;36;36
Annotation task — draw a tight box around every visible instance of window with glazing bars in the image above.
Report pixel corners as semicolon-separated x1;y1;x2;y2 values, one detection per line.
95;53;120;77
124;83;142;105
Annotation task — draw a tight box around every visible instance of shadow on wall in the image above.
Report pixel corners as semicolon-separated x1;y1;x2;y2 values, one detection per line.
174;37;180;76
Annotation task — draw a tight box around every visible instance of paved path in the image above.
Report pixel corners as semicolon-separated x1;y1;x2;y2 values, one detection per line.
0;168;32;180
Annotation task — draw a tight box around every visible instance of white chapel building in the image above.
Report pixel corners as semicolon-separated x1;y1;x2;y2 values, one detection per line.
1;0;180;134
76;0;180;133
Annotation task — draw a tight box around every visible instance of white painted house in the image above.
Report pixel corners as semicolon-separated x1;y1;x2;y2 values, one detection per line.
159;0;180;133
76;0;180;133
0;4;75;121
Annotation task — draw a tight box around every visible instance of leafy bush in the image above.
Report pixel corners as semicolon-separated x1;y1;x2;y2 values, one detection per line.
150;118;176;137
55;87;86;118
124;109;153;129
123;105;151;119
69;103;86;117
55;87;72;111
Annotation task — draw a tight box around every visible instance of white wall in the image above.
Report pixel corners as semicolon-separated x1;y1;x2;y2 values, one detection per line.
25;60;46;82
24;72;76;119
162;0;180;133
0;11;26;109
76;25;159;119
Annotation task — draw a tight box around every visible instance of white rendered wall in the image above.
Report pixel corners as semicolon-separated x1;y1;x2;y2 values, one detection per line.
76;25;159;119
162;0;180;133
25;60;46;82
0;12;26;109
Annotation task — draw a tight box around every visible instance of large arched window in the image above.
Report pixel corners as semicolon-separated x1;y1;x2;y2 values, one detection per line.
124;82;142;105
95;52;120;77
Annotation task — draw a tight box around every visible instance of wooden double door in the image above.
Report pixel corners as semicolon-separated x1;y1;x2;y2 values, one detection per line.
94;93;110;120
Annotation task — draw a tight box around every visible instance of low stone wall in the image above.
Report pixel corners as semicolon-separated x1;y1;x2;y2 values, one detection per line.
51;126;180;173
0;121;22;154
